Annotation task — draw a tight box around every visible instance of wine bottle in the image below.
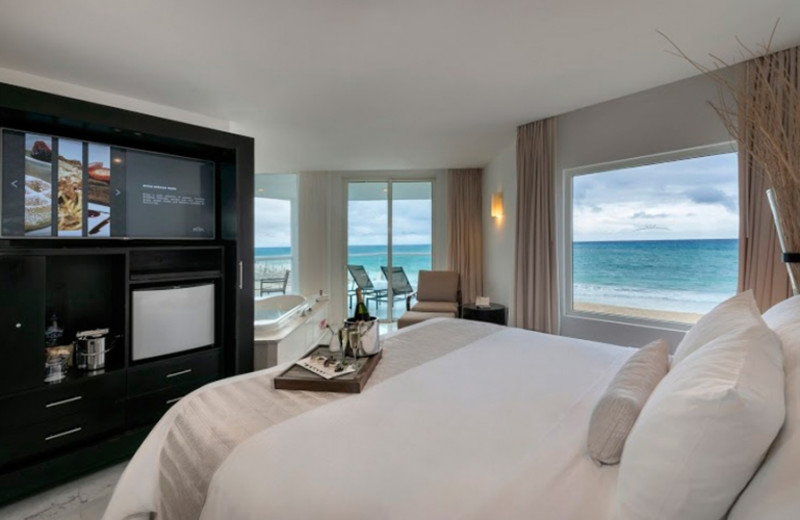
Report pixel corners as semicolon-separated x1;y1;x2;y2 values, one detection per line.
353;288;370;321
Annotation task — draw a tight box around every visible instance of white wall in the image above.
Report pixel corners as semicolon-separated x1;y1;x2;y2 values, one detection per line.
0;66;231;131
482;139;517;325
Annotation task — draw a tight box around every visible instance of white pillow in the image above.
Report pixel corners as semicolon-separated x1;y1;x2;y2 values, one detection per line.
672;290;760;366
615;316;785;520
729;295;800;520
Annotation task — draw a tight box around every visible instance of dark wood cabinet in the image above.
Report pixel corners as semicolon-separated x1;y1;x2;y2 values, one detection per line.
0;256;45;395
0;81;254;504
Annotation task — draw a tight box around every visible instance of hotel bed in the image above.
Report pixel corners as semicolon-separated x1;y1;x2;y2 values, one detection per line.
103;318;633;520
103;299;800;520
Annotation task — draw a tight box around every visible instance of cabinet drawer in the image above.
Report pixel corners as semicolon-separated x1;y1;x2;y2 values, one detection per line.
0;371;126;431
0;408;124;469
128;348;221;397
126;376;216;428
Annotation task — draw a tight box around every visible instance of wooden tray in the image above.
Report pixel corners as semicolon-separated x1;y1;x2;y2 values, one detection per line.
274;346;382;394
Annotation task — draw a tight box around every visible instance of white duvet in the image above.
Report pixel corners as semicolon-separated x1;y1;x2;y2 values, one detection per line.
204;326;630;519
105;321;634;519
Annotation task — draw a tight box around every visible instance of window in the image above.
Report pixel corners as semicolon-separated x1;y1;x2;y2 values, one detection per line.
566;147;738;325
254;174;297;297
347;180;433;322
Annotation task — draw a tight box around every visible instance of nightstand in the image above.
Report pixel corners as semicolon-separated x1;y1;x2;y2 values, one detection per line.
461;303;507;325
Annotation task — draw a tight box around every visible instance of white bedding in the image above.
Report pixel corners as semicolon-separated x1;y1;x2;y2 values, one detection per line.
104;319;634;520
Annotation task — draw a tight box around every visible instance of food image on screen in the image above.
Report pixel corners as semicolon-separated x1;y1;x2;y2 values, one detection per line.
24;134;53;235
25;175;52;231
57;139;83;236
87;144;111;236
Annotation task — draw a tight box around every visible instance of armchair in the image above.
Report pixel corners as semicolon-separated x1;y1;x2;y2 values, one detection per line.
397;270;461;329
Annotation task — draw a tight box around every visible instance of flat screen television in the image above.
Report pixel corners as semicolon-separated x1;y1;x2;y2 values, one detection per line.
0;129;215;239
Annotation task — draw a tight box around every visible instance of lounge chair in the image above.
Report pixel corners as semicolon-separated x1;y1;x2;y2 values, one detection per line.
375;265;416;309
259;270;290;297
347;264;386;308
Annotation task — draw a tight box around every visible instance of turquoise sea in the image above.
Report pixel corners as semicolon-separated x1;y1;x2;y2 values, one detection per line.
573;239;738;314
256;239;738;314
255;244;432;289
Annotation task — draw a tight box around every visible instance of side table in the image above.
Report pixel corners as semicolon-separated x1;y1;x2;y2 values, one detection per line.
461;302;507;325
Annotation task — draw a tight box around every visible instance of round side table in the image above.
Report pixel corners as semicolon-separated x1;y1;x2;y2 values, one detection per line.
461;302;507;325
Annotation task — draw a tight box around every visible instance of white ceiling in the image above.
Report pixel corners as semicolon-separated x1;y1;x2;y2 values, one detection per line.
0;1;798;172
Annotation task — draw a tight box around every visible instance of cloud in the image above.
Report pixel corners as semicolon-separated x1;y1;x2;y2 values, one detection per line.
632;211;669;219
634;224;670;232
572;152;739;241
683;187;737;212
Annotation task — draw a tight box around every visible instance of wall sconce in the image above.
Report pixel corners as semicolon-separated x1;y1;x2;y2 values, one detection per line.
491;191;504;218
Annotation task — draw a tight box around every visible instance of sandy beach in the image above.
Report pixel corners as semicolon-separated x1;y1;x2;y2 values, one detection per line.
573;301;702;325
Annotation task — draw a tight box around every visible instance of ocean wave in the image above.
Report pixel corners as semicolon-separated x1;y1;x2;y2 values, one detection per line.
573;283;735;314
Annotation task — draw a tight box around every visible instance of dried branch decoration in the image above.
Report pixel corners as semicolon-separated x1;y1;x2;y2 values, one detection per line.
661;22;800;290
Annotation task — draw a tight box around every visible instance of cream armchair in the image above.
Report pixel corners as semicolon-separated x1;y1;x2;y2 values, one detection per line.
397;270;461;329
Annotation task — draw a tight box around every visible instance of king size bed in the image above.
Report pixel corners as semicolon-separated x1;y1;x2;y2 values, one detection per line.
103;294;800;520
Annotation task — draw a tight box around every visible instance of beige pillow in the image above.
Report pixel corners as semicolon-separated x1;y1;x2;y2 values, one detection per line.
586;338;670;465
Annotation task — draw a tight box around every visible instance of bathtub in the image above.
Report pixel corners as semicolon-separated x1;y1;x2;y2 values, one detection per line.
254;294;329;368
254;294;310;335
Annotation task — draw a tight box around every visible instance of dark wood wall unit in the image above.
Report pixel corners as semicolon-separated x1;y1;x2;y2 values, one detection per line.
0;82;254;504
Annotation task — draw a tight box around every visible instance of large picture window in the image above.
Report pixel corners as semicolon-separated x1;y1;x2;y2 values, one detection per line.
567;146;739;325
254;174;297;297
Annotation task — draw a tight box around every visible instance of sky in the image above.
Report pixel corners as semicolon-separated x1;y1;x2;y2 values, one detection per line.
255;197;291;248
255;152;738;248
348;199;432;246
255;192;433;249
572;152;739;242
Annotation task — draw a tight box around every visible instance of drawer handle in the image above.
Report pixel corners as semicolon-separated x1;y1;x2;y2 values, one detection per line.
45;396;83;408
166;396;183;405
45;427;82;441
166;369;192;379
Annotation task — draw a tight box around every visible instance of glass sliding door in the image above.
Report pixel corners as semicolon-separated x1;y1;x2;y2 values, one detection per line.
347;180;433;322
391;181;432;314
347;182;389;319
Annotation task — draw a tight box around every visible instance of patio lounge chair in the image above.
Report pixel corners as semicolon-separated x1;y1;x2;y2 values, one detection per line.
259;270;290;297
347;264;386;308
376;265;416;309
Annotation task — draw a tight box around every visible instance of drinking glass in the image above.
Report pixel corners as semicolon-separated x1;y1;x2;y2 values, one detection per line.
338;328;349;365
348;327;361;371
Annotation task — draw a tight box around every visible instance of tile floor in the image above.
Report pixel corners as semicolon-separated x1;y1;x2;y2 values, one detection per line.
0;462;126;520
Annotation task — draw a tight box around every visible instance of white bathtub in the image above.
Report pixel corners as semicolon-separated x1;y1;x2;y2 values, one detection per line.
254;294;310;335
254;295;329;369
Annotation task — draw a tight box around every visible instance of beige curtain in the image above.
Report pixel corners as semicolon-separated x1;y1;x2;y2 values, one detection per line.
447;168;484;304
514;118;558;333
737;48;797;310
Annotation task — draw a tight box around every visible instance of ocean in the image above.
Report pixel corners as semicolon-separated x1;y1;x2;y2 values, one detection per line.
256;239;738;314
573;239;738;314
255;244;432;288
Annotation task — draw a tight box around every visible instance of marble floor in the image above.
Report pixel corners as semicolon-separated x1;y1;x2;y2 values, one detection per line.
0;462;126;520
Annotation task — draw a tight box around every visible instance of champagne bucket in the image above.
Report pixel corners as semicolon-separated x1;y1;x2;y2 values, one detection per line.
345;317;381;356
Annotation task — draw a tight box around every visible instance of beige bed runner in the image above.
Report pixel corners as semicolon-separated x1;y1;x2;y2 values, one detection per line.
157;318;501;520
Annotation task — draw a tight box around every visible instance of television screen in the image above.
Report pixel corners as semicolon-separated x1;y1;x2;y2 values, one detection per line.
124;150;215;239
0;129;215;239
